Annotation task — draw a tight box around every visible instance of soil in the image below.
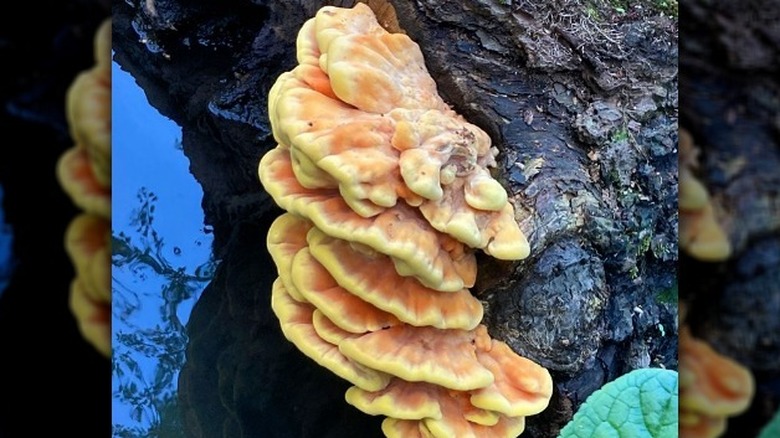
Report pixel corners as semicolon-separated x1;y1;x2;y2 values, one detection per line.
111;0;679;437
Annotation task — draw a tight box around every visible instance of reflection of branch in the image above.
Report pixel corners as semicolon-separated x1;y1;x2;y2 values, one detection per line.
112;234;215;282
112;235;167;274
114;187;215;285
112;186;215;437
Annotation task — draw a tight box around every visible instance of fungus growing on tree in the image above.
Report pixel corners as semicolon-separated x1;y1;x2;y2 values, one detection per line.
56;146;110;219
65;213;110;357
679;326;754;438
259;4;551;436
56;18;112;356
66;19;111;188
679;128;731;261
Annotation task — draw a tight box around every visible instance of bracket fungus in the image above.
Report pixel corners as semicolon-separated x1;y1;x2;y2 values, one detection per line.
258;4;551;436
679;326;754;438
679;128;731;261
56;19;112;357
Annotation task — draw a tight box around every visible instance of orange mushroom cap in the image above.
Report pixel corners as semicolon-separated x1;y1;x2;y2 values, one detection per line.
310;3;444;113
69;277;111;357
679;203;731;262
310;308;362;346
313;4;388;61
418;175;529;260
259;147;476;291
381;418;432;438
679;128;699;169
344;338;551;429
307;226;483;329
310;4;446;114
471;340;554;417
270;278;391;391
265;3;530;261
338;324;495;391
64;213;111;304
380;396;526;438
389;109;493;200
679;326;754;417
93;19;112;71
423;391;526;438
348;380;500;423
307;307;532;433
295;18;324;72
678;127;731;261
267;213;313;302
260;5;551;435
59;18;112;358
679;168;710;211
56;146;111;219
288;145;340;191
390;110;529;259
65;20;111;188
346;380;446;421
66;68;111;178
347;379;504;426
679;409;727;438
325;31;447;114
293;248;401;333
268;71;416;216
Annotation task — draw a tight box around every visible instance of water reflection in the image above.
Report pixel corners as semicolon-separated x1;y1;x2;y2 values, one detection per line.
112;62;217;437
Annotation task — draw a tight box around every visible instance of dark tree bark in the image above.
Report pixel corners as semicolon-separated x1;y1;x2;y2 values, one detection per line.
680;0;780;435
113;1;678;436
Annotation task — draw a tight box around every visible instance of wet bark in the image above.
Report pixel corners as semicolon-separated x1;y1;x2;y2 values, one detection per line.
113;0;678;436
680;0;780;435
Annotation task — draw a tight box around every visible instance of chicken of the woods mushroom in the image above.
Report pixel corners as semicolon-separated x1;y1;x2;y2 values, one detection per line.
57;19;112;357
258;4;552;437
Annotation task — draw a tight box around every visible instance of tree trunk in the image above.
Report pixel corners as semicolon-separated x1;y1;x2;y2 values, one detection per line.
113;0;678;436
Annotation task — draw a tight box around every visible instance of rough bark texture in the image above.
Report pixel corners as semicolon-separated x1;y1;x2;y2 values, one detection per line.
113;0;678;436
680;0;780;435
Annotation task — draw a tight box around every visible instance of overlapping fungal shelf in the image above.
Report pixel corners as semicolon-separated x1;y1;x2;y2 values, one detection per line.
679;128;731;261
679;326;754;438
56;19;112;357
258;4;552;437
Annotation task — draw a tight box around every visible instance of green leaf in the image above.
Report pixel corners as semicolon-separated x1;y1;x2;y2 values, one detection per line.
758;408;780;438
558;368;678;438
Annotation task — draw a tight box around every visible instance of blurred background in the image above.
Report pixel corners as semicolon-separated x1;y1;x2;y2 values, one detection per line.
680;0;780;436
0;0;110;435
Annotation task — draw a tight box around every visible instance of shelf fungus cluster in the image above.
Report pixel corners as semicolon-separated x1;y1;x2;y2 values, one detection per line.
56;19;112;357
258;4;552;437
679;129;731;261
679;326;754;438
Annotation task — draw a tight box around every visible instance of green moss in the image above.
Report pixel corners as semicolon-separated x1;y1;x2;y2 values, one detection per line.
638;231;652;255
652;0;678;16
609;0;628;14
585;3;601;20
655;282;677;305
611;128;630;143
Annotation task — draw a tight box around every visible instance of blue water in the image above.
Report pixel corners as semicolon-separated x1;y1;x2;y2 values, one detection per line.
0;185;13;297
112;61;217;437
